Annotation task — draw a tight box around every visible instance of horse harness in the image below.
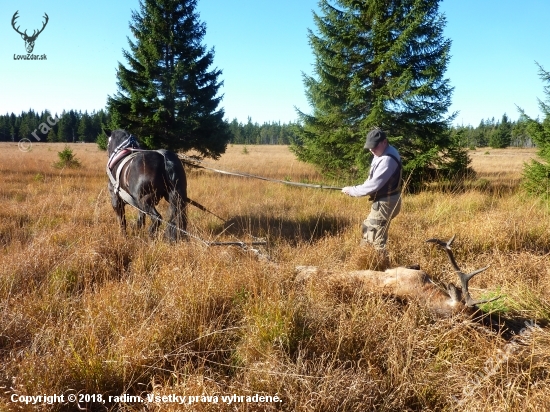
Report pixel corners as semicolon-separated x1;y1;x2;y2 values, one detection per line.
106;134;158;210
106;137;225;222
106;149;144;209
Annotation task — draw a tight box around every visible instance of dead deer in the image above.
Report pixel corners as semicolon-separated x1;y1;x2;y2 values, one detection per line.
295;236;500;317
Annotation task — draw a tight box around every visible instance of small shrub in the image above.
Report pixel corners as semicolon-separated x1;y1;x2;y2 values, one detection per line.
96;131;108;151
242;146;249;155
53;146;81;169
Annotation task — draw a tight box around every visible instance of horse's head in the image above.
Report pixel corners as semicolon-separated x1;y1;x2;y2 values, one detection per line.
106;129;140;157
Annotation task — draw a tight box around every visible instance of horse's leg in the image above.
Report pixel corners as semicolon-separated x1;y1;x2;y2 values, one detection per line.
109;184;127;235
165;189;188;241
162;153;188;242
140;195;162;238
147;207;162;238
118;201;127;235
137;211;146;230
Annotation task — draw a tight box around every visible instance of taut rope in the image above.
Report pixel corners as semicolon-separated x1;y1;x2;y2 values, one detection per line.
178;154;343;191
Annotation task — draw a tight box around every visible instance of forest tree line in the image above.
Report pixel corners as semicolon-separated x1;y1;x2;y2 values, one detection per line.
450;113;534;148
0;110;300;146
0;110;109;143
0;109;536;149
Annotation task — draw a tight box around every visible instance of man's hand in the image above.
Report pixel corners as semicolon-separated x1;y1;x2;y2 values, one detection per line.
342;187;352;195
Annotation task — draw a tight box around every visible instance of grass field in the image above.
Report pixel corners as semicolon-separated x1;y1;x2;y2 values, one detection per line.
0;142;549;411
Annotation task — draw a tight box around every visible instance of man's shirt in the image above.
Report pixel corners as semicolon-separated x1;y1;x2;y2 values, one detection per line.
346;145;401;197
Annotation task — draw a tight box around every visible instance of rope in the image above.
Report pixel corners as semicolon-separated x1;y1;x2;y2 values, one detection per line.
121;200;267;252
178;154;343;191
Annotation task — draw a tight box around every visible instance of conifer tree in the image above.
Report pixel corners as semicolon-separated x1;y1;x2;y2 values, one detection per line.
0;116;10;141
77;112;93;142
18;114;35;141
57;110;79;142
47;128;58;143
521;63;550;199
490;113;512;148
107;0;230;158
293;0;471;188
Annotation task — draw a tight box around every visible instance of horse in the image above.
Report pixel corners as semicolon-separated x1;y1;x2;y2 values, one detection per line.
106;129;188;241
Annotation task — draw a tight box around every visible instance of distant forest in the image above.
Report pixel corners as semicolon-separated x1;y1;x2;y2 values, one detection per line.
0;110;535;148
450;113;534;148
0;110;299;146
0;110;108;144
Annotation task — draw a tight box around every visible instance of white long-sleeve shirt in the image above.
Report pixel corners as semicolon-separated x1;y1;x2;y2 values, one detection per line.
346;145;401;197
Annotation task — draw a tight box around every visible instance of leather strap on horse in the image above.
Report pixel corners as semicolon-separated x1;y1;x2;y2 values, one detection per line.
106;151;141;209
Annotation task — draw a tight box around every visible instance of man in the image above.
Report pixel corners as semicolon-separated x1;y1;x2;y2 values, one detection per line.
341;128;402;268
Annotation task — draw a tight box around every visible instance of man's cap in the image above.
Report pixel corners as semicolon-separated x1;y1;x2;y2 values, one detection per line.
364;128;387;149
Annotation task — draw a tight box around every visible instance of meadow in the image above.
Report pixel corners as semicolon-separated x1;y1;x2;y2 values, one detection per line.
0;142;549;411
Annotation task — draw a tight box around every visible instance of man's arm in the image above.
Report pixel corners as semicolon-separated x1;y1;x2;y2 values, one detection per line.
342;157;398;197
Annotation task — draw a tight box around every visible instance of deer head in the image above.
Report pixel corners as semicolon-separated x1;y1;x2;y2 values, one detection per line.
426;235;501;308
11;11;49;54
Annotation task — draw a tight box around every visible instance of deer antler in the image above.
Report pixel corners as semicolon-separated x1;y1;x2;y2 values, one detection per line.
11;11;26;37
11;11;48;40
30;13;49;40
426;235;501;307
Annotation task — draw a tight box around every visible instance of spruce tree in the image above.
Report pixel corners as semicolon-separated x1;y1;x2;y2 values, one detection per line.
490;113;512;148
18;114;35;141
511;117;531;147
521;63;550;199
57;110;79;143
47;128;58;143
107;0;230;158
473;119;489;147
77;112;90;142
0;116;9;141
293;0;471;188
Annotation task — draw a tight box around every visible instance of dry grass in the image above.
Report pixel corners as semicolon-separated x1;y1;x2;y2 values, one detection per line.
467;147;538;190
0;142;549;411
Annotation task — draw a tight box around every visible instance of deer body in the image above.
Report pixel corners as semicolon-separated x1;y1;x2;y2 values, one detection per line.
296;266;468;316
296;237;498;317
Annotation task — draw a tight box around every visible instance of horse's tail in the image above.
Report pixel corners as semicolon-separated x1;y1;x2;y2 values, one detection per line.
160;150;188;240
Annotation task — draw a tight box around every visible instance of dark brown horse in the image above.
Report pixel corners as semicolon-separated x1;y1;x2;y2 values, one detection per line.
106;129;188;241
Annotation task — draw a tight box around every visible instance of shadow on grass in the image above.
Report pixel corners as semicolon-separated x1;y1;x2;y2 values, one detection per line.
216;213;353;245
474;311;549;341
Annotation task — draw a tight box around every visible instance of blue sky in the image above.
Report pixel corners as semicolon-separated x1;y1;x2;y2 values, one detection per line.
1;0;549;127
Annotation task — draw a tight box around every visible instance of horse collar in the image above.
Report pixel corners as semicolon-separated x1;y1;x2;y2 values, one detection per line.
107;135;142;170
